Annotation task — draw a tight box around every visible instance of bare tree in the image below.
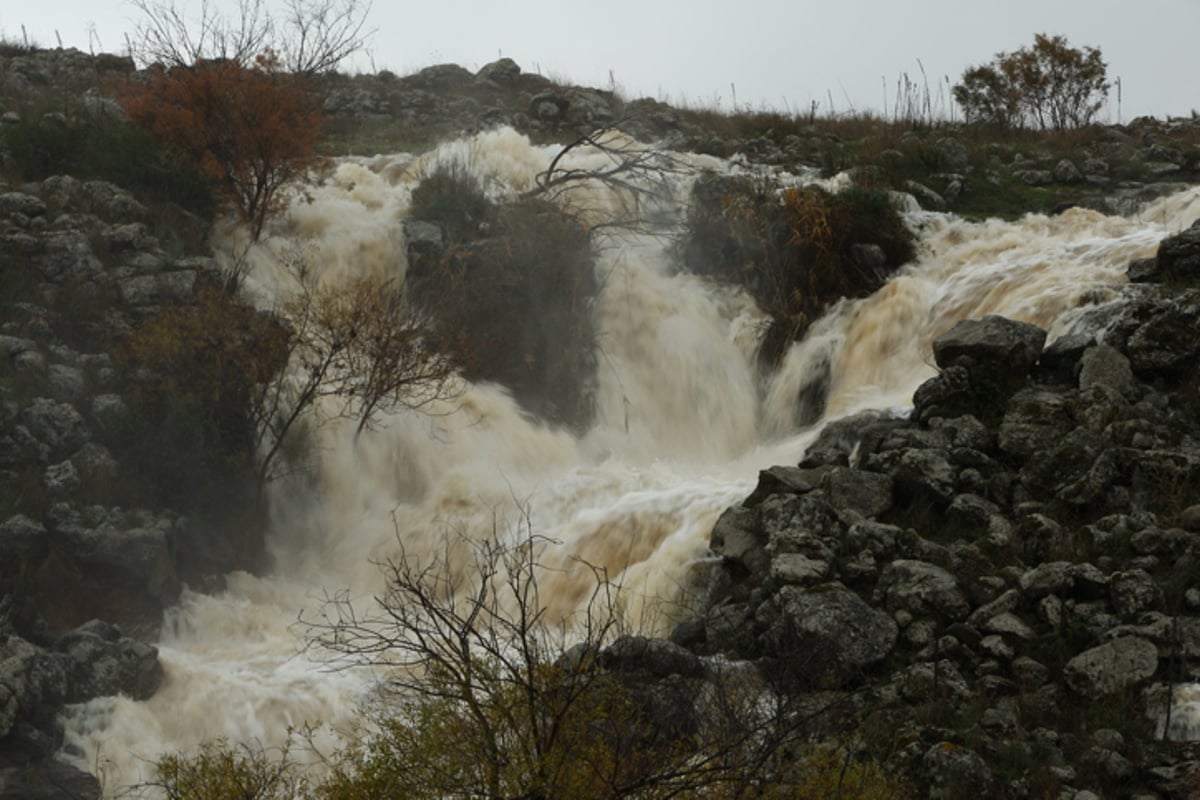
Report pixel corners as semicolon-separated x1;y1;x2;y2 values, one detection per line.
252;255;460;483
522;124;691;239
302;515;812;800
277;0;374;76
130;0;373;74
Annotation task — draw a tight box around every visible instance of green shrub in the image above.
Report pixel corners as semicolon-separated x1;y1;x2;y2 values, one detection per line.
0;114;215;218
409;160;492;241
953;34;1110;130
150;739;306;800
118;276;288;565
774;742;912;799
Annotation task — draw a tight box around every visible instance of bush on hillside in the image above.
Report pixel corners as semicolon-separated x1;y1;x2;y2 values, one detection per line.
121;275;288;511
409;161;493;241
953;34;1110;130
0;113;215;219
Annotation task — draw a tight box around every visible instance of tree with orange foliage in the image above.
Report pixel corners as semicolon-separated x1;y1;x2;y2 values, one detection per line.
121;0;372;238
122;52;322;240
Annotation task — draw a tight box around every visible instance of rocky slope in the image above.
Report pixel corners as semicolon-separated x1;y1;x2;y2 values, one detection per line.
663;229;1200;797
0;174;258;796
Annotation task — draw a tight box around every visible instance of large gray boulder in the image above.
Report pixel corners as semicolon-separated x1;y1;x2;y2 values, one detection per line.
1156;218;1200;281
1078;344;1137;398
600;635;705;679
19;399;90;462
55;620;163;702
64;514;180;606
761;584;898;687
39;230;103;282
1064;636;1158;698
1125;291;1200;373
823;467;893;518
709;505;767;578
876;559;969;620
0;516;48;581
0;637;68;739
997;388;1074;458
932;315;1047;380
892;448;957;504
922;742;994;800
475;58;521;84
0;759;101;799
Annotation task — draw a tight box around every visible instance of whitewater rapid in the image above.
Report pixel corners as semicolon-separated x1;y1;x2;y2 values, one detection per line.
61;127;1200;792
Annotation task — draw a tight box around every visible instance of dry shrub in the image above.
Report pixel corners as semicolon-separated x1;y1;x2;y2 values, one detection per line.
683;175;914;364
121;53;323;239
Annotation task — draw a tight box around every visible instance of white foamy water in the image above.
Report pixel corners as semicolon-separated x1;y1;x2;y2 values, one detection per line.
60;128;1200;790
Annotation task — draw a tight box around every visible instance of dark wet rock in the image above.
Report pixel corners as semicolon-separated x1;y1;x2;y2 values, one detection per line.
19;399;90;462
760;584;897;688
921;740;993;800
743;464;827;506
55;620;163;702
1108;569;1164;618
892;448;957;504
997;387;1074;459
912;365;973;422
0;759;101;799
823;466;893;518
933;315;1047;382
1156;218;1200;282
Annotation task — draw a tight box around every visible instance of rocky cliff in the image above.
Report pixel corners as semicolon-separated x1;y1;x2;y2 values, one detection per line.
670;234;1200;796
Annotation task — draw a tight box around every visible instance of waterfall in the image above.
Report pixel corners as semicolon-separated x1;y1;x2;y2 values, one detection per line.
60;126;1200;791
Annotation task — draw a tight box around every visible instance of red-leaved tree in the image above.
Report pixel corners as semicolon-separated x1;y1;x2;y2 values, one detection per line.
122;52;322;240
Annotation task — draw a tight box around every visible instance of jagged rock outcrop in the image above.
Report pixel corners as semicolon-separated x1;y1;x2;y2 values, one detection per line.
0;599;159;800
675;279;1200;797
0;176;225;631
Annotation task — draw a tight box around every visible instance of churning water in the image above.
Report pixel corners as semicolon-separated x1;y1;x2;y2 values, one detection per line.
60;127;1200;792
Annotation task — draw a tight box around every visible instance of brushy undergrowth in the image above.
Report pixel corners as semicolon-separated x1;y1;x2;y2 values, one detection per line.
682;173;915;364
0;112;215;219
408;164;598;430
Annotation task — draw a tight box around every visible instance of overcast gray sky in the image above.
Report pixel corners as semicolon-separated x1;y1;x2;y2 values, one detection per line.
4;0;1195;121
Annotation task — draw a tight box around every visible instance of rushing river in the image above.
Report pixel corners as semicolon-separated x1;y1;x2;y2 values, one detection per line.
60;127;1200;792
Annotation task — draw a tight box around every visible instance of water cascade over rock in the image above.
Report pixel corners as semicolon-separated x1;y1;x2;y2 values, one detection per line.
48;126;1200;796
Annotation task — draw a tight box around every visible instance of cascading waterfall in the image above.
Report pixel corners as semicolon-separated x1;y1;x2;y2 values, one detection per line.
60;126;1200;792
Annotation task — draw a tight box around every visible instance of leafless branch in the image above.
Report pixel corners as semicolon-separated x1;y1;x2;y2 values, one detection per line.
129;0;373;74
523;124;693;239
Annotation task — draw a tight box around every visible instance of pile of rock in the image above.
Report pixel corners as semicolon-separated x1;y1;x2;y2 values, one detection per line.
674;257;1200;795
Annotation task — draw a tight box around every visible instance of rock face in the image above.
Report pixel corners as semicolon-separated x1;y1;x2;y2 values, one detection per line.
1156;218;1200;282
0;601;159;799
676;281;1200;798
0;172;257;633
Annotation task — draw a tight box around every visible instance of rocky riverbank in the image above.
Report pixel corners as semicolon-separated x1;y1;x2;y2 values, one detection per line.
662;228;1200;796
